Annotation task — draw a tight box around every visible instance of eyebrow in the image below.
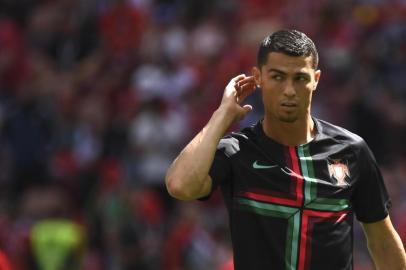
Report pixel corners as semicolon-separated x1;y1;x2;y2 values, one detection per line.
267;68;285;74
267;68;310;77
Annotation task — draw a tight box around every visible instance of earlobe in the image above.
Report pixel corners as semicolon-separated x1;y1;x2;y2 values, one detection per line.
252;66;261;87
315;70;321;83
313;82;318;91
313;69;321;91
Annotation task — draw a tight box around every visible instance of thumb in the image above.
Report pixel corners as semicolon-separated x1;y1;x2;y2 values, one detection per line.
235;104;253;122
242;104;253;116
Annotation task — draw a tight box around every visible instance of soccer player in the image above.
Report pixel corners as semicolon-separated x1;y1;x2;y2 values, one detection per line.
165;29;406;270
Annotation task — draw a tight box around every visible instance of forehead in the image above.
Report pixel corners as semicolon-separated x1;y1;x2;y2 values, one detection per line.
261;52;314;73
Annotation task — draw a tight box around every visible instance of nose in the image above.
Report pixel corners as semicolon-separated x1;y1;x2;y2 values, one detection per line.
283;80;296;97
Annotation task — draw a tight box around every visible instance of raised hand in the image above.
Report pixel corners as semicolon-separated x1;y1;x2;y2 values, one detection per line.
220;74;257;123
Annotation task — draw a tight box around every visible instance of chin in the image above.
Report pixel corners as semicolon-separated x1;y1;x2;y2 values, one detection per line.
278;115;298;123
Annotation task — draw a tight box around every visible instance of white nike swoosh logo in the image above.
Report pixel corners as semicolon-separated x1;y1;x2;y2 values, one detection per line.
252;161;278;169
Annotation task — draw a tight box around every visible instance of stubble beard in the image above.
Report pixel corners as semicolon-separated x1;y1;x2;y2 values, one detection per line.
278;116;298;123
277;112;299;123
264;108;299;124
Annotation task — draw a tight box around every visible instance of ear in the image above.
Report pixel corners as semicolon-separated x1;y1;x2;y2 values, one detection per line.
252;66;261;88
313;69;321;90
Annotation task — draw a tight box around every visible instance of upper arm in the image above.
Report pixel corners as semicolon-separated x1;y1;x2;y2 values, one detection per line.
198;137;236;200
198;174;213;199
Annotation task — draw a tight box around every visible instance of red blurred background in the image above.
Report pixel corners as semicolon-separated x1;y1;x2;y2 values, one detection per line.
0;0;405;269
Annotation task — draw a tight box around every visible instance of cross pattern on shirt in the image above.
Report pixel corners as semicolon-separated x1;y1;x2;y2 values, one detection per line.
236;145;350;270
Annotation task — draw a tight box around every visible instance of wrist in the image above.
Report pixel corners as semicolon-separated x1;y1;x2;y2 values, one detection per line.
213;106;236;128
203;107;234;140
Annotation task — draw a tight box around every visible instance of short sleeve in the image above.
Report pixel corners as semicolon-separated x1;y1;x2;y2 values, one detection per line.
208;149;232;191
352;141;391;223
199;136;237;200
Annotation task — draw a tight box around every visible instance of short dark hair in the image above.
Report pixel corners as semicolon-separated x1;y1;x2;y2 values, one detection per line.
257;29;319;69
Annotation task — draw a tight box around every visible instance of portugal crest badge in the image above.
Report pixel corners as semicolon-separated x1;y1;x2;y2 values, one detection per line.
328;159;350;186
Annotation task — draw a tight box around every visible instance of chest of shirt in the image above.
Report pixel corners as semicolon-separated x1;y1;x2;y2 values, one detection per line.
228;141;359;208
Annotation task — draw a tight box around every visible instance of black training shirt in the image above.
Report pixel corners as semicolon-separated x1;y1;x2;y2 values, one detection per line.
206;118;391;270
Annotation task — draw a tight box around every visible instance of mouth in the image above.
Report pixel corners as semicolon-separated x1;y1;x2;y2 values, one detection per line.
281;101;298;108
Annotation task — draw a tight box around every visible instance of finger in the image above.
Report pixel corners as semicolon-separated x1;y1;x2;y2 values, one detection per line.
225;75;246;97
234;77;248;95
238;81;256;96
236;77;255;93
242;104;253;113
230;74;246;92
232;74;247;84
234;82;243;95
237;75;255;85
237;83;257;103
235;104;253;122
239;80;256;91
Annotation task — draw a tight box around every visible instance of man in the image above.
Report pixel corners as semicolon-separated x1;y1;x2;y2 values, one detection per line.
165;29;406;270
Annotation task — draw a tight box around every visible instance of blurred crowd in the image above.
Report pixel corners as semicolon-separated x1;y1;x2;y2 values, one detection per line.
0;0;405;269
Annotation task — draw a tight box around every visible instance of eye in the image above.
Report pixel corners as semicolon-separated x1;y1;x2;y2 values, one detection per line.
272;74;284;81
296;75;309;82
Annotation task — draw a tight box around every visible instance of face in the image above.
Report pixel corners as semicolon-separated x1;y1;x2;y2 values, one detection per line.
253;52;321;123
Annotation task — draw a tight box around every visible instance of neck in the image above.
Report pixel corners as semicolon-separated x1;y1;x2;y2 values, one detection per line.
262;114;316;146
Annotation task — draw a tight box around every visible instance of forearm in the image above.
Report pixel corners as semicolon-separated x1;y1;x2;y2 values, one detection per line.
367;229;406;270
166;107;234;200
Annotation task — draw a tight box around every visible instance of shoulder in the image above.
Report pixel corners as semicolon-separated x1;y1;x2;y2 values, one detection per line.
316;118;364;145
217;123;257;157
315;118;370;154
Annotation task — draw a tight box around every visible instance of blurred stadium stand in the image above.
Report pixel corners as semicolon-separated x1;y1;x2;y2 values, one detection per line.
0;0;405;269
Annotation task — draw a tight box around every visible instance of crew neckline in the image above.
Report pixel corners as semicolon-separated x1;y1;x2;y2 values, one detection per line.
253;117;322;148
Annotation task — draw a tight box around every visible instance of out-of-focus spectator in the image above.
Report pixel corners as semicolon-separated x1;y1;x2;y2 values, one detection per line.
0;0;404;269
0;19;30;96
0;250;12;270
30;219;85;270
129;97;188;185
99;0;145;60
